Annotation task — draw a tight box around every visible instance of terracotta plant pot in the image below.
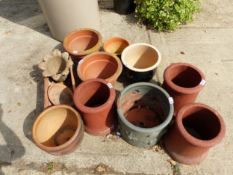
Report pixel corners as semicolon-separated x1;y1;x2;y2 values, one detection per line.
48;83;73;106
117;82;174;148
73;79;117;136
114;0;136;14
103;37;129;56
164;103;226;165
63;28;102;58
121;43;161;82
163;63;205;115
32;105;84;155
77;52;123;84
37;0;100;41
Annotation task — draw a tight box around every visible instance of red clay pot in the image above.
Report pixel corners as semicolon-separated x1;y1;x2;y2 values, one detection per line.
163;63;205;115
77;52;123;84
164;103;226;165
103;37;129;56
32;105;84;155
63;28;102;59
73;79;117;136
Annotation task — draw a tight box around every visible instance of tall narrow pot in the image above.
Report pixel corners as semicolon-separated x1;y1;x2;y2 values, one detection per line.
117;82;174;148
32;105;84;155
121;43;161;82
73;79;116;136
77;52;123;84
164;103;226;165
163;63;205;115
37;0;100;41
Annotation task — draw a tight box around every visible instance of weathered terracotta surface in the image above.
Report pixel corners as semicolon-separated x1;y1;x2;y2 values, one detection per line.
48;83;73;105
77;52;123;84
73;79;116;136
164;103;226;165
121;43;161;82
163;63;205;115
32;105;84;155
103;37;129;56
63;28;102;58
39;50;73;82
117;82;173;148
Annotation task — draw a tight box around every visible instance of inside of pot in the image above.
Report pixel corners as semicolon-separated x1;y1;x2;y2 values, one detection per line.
79;54;119;80
105;38;129;55
67;30;99;53
78;81;110;107
47;56;66;75
123;45;158;70
119;86;170;128
182;107;221;140
169;65;202;88
35;107;78;147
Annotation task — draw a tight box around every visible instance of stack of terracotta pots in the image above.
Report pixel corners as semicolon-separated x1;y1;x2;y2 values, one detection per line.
32;28;225;166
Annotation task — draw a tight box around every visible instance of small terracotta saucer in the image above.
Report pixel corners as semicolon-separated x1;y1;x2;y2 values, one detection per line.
48;83;73;105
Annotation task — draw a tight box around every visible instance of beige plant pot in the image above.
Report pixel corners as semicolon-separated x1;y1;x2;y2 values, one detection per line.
37;0;100;41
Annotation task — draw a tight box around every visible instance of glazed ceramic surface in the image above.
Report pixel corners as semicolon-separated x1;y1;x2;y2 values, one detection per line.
164;103;226;165
73;79;116;136
77;52;123;83
32;105;84;155
121;43;161;82
117;82;173;148
163;63;205;115
64;29;102;58
114;0;135;14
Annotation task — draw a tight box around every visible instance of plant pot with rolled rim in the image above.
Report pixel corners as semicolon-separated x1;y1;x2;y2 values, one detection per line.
162;63;206;116
114;0;136;14
32;105;84;155
37;0;100;41
121;43;161;82
117;82;174;148
77;52;123;84
73;79;117;136
103;37;129;57
63;28;102;59
164;103;226;165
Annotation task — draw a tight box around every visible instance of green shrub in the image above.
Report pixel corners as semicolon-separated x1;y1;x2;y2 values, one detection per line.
135;0;200;31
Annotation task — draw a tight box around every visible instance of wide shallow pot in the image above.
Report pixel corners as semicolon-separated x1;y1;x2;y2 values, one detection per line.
114;0;136;14
121;43;161;82
163;63;205;115
103;37;129;56
77;52;123;84
73;79;116;136
37;0;100;41
32;105;84;155
164;103;226;165
117;82;174;148
64;28;102;58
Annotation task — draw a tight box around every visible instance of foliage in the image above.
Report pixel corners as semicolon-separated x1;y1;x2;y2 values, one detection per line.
135;0;200;31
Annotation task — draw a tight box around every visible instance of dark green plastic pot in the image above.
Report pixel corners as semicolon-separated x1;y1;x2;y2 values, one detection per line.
117;82;174;148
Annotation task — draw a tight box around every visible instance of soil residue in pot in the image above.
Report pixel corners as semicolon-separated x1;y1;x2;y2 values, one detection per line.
120;90;164;128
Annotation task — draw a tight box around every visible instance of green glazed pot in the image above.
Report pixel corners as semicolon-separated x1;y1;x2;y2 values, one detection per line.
117;82;174;148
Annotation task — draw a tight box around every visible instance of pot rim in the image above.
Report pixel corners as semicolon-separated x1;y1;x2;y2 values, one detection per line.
73;78;116;113
103;36;130;55
32;105;83;152
63;28;102;57
121;43;161;72
77;51;123;83
117;82;174;133
163;63;205;94
176;103;226;147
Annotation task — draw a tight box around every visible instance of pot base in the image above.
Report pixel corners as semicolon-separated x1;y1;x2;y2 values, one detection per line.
164;139;209;165
85;123;116;136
